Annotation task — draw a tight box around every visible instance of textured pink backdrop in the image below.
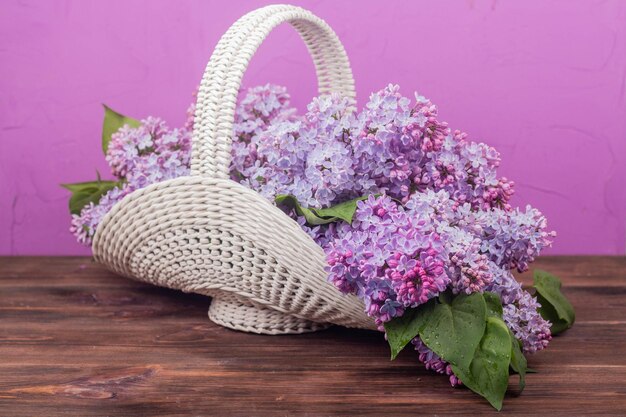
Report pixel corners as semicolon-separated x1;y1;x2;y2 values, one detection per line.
1;0;625;255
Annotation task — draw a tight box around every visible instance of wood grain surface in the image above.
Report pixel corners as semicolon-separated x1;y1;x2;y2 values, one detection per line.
0;256;624;416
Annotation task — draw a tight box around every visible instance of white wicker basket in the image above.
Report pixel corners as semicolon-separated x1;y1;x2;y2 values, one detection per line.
93;4;376;334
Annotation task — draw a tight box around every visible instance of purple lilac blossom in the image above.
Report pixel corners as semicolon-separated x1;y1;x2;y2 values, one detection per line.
325;195;449;328
230;84;297;184
229;84;554;361
235;85;516;212
71;120;191;245
71;85;292;245
412;338;461;386
323;192;552;385
239;94;361;207
72;83;555;387
70;184;133;245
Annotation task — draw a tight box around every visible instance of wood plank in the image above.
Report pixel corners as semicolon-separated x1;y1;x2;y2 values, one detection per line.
0;256;625;416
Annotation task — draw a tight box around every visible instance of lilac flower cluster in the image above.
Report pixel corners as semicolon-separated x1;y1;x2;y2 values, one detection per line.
230;84;298;185
70;185;133;245
235;85;516;211
412;338;461;386
106;117;192;188
324;192;553;350
71;83;555;388
71;85;290;245
228;85;554;385
234;94;360;207
71;118;191;244
325;195;449;324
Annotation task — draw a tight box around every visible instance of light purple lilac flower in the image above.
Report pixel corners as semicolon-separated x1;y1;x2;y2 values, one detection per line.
325;195;450;328
235;84;517;213
72;83;556;388
230;84;297;183
229;84;554;355
486;269;552;353
412;337;461;386
71;85;292;245
70;184;133;245
72;118;192;245
237;94;360;207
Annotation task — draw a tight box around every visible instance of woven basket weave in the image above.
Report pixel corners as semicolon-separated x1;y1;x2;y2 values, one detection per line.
93;4;376;334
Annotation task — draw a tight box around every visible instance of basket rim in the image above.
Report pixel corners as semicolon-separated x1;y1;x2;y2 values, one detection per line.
92;175;321;255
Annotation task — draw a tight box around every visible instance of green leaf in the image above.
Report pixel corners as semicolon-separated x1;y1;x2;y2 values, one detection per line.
536;294;571;335
533;270;575;335
508;330;527;391
274;194;368;225
384;299;434;360
438;289;453;305
483;291;503;318
451;317;512;411
61;179;121;215
313;198;368;223
102;105;140;154
418;292;487;370
275;194;333;225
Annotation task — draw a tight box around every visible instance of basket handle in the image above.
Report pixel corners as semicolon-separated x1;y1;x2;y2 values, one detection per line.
191;4;356;178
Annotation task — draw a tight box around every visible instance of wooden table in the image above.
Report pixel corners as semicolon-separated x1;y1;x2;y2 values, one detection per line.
1;256;624;416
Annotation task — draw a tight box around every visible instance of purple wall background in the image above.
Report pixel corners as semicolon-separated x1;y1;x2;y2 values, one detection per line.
1;0;625;255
